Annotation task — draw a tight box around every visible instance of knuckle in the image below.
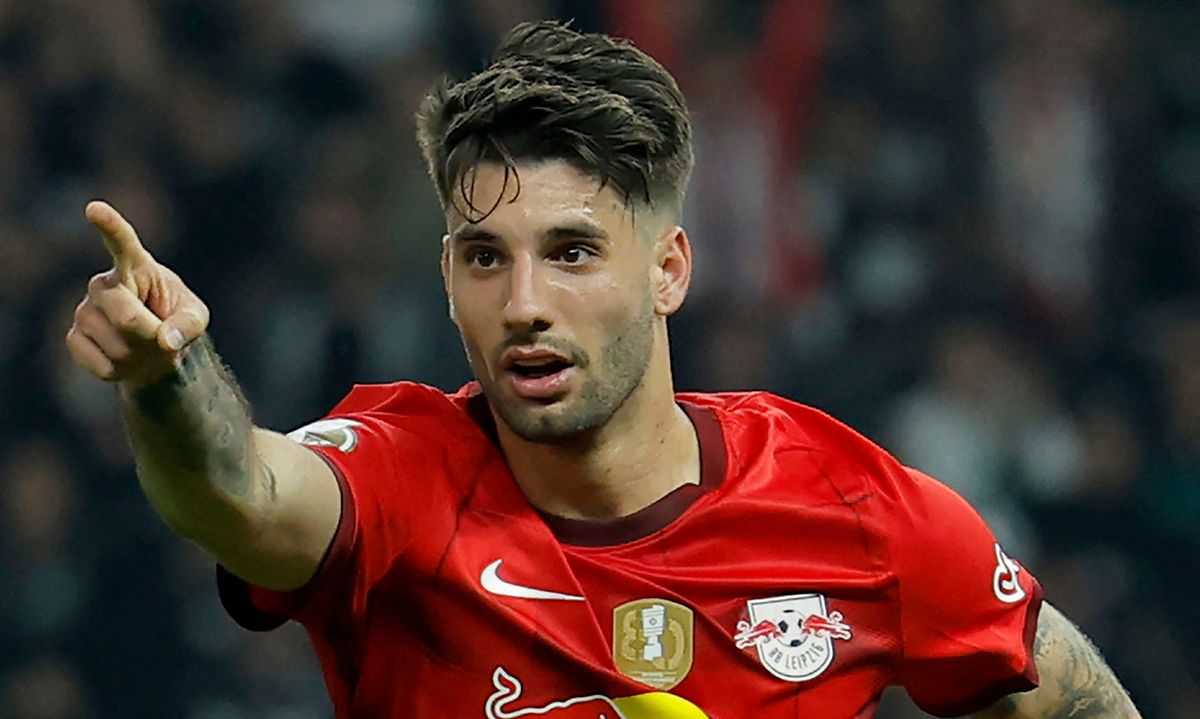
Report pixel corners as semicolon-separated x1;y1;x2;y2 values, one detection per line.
64;334;116;380
73;300;96;328
184;302;210;329
86;271;116;295
98;297;142;331
75;304;109;335
73;306;98;333
195;298;211;323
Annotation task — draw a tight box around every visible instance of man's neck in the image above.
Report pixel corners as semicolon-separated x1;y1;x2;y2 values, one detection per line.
494;378;701;521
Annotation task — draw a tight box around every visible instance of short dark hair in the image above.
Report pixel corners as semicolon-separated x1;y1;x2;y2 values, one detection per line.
416;21;693;222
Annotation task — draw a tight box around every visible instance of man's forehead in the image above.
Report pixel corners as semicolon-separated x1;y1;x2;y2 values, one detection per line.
446;160;632;230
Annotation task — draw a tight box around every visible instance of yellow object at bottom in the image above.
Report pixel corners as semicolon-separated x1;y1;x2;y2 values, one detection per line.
612;692;709;718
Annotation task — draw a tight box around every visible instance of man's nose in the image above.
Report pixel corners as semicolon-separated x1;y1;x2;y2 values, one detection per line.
502;253;552;333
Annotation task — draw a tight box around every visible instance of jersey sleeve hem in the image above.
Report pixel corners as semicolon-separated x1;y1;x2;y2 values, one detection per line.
917;578;1045;717
216;448;357;631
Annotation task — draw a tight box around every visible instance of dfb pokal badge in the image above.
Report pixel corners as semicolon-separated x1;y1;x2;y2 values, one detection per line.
735;593;852;682
613;598;694;690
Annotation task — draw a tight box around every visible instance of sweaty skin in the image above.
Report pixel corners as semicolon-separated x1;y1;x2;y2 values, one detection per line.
442;160;700;521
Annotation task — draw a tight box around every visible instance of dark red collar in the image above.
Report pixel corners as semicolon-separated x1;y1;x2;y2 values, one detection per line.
465;391;727;547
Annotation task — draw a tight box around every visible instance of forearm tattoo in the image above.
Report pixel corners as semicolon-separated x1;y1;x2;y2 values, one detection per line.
123;336;259;502
979;604;1140;718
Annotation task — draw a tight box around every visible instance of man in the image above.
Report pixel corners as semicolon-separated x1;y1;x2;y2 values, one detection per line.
65;20;1139;719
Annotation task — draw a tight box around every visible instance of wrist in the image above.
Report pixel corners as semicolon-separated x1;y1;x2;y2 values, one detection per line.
119;352;185;395
120;337;209;415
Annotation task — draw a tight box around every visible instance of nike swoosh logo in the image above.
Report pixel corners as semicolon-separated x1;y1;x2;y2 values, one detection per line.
480;559;585;602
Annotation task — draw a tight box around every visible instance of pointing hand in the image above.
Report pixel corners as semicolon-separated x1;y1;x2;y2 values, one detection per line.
65;201;210;389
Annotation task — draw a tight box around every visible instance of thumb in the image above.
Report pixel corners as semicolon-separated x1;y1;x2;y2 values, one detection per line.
156;303;209;352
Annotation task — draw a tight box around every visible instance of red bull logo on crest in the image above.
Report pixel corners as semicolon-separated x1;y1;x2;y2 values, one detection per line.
800;611;852;640
733;619;783;649
484;667;709;719
733;610;851;649
735;594;852;682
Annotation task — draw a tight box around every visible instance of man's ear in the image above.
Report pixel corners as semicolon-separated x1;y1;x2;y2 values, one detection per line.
651;225;692;317
441;233;457;323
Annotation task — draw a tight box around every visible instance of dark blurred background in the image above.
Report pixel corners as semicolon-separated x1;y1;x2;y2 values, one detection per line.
1;0;1197;716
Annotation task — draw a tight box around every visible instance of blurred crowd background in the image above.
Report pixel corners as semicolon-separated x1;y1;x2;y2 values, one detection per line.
1;0;1197;716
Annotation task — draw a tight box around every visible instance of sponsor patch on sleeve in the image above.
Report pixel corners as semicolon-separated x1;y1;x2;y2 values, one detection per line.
285;418;363;453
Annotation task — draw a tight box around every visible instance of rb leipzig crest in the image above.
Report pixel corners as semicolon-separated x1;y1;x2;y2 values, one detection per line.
734;593;851;682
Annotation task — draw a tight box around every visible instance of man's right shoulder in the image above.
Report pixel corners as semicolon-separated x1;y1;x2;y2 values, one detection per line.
294;380;493;462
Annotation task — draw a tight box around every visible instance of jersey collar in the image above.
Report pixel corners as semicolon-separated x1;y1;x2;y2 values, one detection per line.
463;387;728;547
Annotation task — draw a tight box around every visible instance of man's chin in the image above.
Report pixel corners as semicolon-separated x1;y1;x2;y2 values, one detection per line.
492;395;604;444
491;380;570;410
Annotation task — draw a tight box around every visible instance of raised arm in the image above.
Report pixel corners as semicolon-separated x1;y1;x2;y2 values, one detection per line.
65;201;341;591
973;603;1140;719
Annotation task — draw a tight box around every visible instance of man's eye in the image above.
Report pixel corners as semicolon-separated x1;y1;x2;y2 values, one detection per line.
466;247;499;268
557;245;594;265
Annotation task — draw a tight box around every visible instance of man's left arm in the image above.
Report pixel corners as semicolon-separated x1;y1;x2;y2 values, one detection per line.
973;603;1140;719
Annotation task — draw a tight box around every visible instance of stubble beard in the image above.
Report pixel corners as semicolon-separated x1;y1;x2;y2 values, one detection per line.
475;302;656;445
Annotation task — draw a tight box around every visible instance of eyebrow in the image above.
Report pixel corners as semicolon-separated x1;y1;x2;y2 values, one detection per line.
449;225;498;245
449;220;610;247
546;221;609;243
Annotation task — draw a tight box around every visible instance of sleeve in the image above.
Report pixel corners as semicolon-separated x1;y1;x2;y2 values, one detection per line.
217;388;450;632
893;467;1043;717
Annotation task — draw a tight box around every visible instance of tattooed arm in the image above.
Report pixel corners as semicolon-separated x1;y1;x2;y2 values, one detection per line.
972;603;1141;719
66;202;340;591
123;337;340;591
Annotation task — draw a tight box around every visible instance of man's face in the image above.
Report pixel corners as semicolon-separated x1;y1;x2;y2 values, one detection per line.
443;160;660;443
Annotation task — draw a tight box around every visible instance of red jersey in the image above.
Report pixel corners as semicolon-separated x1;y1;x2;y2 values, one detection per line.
218;382;1042;718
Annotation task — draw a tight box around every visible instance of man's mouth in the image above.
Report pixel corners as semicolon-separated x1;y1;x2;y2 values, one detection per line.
509;357;573;378
501;349;578;400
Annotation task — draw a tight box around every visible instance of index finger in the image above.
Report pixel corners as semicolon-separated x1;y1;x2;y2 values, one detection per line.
85;201;151;277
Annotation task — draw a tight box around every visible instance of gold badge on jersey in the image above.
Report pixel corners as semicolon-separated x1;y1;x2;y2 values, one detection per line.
613;598;694;690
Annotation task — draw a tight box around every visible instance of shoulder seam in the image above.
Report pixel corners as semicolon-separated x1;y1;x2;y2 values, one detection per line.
806;446;906;673
805;446;877;565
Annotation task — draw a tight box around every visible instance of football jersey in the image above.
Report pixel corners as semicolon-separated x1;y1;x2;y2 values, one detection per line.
218;382;1042;718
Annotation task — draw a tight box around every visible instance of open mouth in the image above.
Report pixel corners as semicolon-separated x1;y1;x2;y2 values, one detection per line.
502;350;577;399
509;358;573;378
